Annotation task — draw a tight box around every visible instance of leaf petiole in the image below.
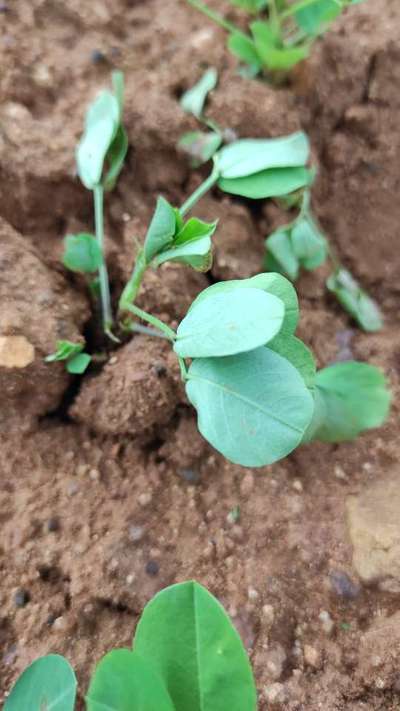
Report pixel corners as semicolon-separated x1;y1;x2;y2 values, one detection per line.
93;185;114;333
186;0;240;34
122;303;177;341
179;161;220;217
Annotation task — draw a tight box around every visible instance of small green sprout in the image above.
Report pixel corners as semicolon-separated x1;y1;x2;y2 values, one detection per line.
179;68;223;166
186;0;366;78
265;189;383;331
45;340;91;375
46;74;390;468
5;581;257;711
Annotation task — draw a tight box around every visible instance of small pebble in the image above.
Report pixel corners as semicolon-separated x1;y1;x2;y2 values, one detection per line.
129;525;145;543
292;479;303;492
89;468;100;481
240;473;254;496
47;516;60;533
76;464;88;476
334;464;347;480
248;587;259;601
319;610;335;635
67;481;79;496
264;682;286;704
91;49;107;64
262;604;275;625
14;589;30;608
145;560;159;577
138;492;152;507
179;468;201;485
303;644;321;669
330;570;360;599
126;573;136;584
153;362;167;377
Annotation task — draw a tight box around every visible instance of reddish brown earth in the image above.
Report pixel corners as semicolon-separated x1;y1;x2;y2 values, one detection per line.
1;1;400;709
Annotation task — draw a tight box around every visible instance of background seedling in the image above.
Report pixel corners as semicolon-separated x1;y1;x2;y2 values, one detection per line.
5;581;257;711
48;74;390;468
45;340;91;374
186;0;366;78
265;188;383;331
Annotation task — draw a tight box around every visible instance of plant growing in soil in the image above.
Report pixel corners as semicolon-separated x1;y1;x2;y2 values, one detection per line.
5;581;257;711
54;74;390;468
186;0;366;77
265;188;384;331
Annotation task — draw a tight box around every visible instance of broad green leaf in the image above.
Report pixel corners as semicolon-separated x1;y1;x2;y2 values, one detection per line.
227;32;262;72
217;131;309;179
295;0;341;35
63;233;103;273
144;197;177;263
67;352;91;374
307;362;391;442
174;217;218;245
265;228;299;280
103;125;129;191
154;235;213;271
179;130;223;165
188;273;299;336
4;654;76;711
267;334;316;388
133;581;257;711
291;216;327;270
229;0;268;11
186;347;314;466
86;649;174;711
180;68;218;119
301;386;327;443
45;340;83;363
77;90;119;190
326;268;383;332
250;21;309;70
218;167;313;199
174;288;284;358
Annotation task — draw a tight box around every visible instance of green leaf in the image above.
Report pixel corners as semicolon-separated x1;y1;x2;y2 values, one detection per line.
133;581;257;711
144;197;177;263
218;167;313;199
180;68;218;119
305;362;391;442
291;216;327;270
86;649;174;711
103;125;129;191
229;0;268;11
154;235;213;271
63;233;103;273
188;272;299;336
217;131;309;179
67;352;91;374
186;347;314;466
4;654;77;711
45;340;84;363
174;288;284;358
227;32;262;72
174;217;218;245
250;20;310;70
179;130;223;165
76;90;120;190
267;334;316;388
326;268;383;332
295;0;342;35
112;70;125;118
265;228;299;280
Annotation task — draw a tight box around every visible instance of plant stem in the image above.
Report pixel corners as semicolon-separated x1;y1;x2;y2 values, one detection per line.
93;185;113;334
123;303;176;341
280;0;340;21
179;163;220;217
179;357;189;381
128;323;171;340
119;247;147;311
186;0;239;34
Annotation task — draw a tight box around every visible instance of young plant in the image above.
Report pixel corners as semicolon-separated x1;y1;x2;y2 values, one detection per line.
5;581;257;711
49;75;390;468
186;0;366;77
265;189;383;332
45;340;91;374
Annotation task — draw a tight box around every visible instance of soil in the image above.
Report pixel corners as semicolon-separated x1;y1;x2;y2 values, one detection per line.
1;1;400;709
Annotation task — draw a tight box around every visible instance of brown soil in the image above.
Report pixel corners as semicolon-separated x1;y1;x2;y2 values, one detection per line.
1;1;400;709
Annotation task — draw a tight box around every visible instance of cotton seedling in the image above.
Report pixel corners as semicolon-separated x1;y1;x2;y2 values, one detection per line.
186;0;366;77
49;74;390;468
265;189;383;331
5;581;257;711
45;340;91;374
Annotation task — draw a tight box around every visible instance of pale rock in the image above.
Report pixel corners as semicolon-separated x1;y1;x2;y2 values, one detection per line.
0;336;34;368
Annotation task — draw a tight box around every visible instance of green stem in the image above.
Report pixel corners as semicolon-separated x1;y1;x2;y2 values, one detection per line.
179;357;189;381
119;247;147;311
179;162;220;217
280;0;340;21
128;323;171;340
124;303;176;341
94;185;113;333
186;0;239;34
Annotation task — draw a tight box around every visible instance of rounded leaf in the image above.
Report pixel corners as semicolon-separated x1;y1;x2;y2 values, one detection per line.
174;288;284;358
217;132;309;179
266;335;316;388
63;233;103;273
4;654;76;711
218;167;313;199
186;346;314;466
86;649;174;711
134;581;257;711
